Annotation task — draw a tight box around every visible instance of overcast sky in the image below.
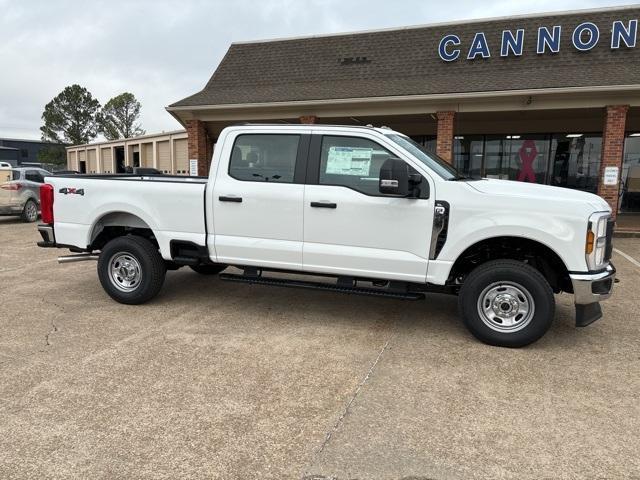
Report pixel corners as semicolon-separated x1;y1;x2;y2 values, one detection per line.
0;0;627;140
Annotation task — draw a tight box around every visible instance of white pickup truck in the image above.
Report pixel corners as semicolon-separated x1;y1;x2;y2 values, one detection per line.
37;125;616;347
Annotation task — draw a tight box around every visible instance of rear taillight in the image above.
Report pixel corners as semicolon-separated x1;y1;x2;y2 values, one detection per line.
40;183;54;224
1;182;22;190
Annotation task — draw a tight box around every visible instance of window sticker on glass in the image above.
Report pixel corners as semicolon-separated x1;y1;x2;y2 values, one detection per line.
326;146;372;176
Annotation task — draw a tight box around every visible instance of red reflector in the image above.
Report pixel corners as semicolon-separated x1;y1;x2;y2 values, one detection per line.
40;183;54;224
1;183;22;190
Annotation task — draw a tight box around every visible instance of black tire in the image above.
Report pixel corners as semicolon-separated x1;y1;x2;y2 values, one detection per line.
97;235;166;305
21;199;38;223
458;260;555;348
189;264;227;275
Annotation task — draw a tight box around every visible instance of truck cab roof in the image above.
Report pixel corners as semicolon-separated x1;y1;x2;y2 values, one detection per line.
229;123;400;135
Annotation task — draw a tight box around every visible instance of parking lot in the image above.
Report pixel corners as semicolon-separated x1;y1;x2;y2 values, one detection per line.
0;217;639;479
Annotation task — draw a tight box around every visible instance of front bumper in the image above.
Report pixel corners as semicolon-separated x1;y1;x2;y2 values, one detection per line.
570;263;616;305
569;263;616;328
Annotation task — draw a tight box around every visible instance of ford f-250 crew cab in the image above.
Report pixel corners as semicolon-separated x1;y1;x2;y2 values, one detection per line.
37;125;616;347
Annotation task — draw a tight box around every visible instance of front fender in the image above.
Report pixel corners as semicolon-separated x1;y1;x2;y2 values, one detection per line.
437;210;586;274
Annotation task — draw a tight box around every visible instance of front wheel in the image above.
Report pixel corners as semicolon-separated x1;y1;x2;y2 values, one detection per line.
97;236;166;304
458;260;555;348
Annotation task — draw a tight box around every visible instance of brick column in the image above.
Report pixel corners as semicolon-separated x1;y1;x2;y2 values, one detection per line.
598;105;629;219
436;111;456;163
186;119;212;176
299;115;317;124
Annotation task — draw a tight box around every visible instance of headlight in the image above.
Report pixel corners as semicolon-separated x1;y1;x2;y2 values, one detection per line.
585;212;611;270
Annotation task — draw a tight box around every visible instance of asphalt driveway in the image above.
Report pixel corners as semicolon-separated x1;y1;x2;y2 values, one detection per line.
0;217;638;479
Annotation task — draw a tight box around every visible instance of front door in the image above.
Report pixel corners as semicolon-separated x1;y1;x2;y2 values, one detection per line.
303;133;434;283
213;132;309;270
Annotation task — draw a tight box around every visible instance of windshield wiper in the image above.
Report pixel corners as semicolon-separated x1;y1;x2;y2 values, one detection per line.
447;175;469;181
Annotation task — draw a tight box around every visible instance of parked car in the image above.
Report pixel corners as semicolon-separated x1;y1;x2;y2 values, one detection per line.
36;125;615;347
0;167;51;222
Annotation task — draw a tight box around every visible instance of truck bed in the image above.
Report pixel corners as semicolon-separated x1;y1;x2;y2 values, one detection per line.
45;174;208;259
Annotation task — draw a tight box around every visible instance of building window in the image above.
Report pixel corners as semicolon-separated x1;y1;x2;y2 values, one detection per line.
483;134;550;183
20;148;28;158
549;134;602;194
621;134;640;213
409;135;437;154
446;133;602;193
453;135;483;178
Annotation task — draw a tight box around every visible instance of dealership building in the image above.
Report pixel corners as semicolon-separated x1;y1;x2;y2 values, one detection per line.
69;6;640;221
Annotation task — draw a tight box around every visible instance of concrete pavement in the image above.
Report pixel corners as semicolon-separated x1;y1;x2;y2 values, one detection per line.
1;217;639;479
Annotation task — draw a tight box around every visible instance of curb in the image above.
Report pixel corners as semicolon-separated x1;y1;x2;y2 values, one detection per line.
614;230;640;238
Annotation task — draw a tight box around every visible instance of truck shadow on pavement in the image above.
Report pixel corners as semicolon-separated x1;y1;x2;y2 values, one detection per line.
157;269;580;349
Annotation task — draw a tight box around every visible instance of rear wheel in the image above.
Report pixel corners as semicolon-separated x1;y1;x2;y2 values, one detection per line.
21;199;38;222
458;260;555;347
189;264;227;275
98;236;166;304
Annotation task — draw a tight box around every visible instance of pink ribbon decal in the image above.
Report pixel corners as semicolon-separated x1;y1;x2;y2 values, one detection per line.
517;139;538;183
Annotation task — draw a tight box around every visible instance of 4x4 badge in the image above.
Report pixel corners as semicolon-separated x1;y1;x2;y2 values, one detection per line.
59;188;85;196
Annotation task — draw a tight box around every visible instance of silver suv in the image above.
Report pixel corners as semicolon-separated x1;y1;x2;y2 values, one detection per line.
0;168;51;222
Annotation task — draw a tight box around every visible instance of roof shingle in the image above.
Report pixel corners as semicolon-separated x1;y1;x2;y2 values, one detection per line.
171;7;640;108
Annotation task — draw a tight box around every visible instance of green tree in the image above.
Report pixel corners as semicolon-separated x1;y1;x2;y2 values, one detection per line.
40;84;101;145
37;144;67;166
99;92;145;140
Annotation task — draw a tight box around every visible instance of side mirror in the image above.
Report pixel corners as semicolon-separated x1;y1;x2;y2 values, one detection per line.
408;173;427;199
379;158;409;196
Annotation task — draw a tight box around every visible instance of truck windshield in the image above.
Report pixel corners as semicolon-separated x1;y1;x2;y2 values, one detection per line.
385;134;461;180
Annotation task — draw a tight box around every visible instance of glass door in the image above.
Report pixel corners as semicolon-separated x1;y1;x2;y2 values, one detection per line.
549;134;602;193
621;135;640;212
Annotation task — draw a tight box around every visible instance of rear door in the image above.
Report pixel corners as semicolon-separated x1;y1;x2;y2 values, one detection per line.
24;169;45;202
302;131;435;283
212;130;310;269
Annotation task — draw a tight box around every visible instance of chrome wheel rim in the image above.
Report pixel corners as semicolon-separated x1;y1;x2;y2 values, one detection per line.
26;202;37;221
109;253;142;292
477;281;535;333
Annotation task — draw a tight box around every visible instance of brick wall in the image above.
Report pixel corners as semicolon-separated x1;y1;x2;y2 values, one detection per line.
436;111;456;163
598;105;629;219
186;119;213;176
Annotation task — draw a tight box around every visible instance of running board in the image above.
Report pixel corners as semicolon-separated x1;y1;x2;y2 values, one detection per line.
218;272;425;300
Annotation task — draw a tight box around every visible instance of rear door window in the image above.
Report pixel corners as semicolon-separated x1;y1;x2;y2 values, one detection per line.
229;134;300;183
25;170;44;183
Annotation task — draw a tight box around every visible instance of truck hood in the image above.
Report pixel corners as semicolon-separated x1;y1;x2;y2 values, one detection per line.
465;179;610;212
